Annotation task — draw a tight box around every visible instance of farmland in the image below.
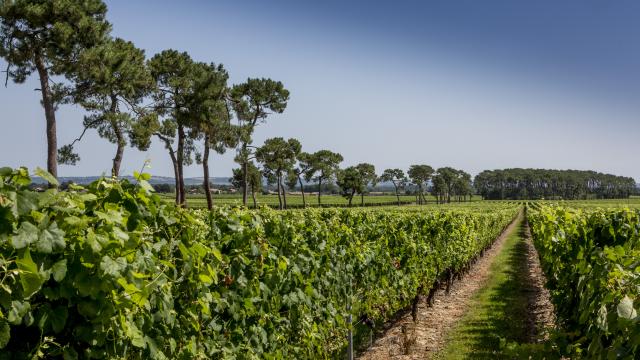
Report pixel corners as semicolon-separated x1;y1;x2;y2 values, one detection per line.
2;168;638;358
157;193;484;208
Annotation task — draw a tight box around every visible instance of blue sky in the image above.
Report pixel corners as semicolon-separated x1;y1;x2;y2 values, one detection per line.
1;0;639;180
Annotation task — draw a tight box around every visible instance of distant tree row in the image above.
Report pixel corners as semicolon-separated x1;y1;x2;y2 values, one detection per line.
237;141;473;209
474;169;637;200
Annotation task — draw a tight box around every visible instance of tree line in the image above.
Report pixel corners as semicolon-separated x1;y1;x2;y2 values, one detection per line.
474;169;637;200
0;0;474;210
1;2;636;209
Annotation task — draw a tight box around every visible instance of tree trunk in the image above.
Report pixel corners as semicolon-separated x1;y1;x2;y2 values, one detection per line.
361;192;365;206
170;151;180;205
251;189;257;208
281;176;288;209
35;53;58;183
203;134;213;210
242;142;249;206
158;136;180;205
177;124;186;207
394;182;400;206
349;189;355;206
298;175;306;208
276;174;283;210
112;136;125;178
109;95;124;178
317;177;323;205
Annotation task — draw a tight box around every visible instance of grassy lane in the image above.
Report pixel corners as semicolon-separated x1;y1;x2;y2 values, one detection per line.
434;218;555;360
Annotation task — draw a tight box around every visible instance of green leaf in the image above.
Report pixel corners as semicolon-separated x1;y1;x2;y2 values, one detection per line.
617;296;637;320
0;319;9;349
50;306;68;333
34;167;59;186
212;247;223;262
16;249;44;298
11;222;38;249
596;305;608;331
36;222;66;253
62;346;78;360
124;319;145;348
0;167;12;177
100;256;126;277
16;190;39;216
7;301;30;325
52;259;68;282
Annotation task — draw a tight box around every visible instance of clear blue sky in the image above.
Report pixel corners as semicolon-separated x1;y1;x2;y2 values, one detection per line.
1;0;639;181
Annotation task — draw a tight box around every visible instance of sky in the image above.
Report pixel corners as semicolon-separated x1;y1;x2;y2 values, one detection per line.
1;0;639;181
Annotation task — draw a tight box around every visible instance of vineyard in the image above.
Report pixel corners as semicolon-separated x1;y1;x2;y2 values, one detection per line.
0;168;520;358
527;203;640;358
0;168;639;359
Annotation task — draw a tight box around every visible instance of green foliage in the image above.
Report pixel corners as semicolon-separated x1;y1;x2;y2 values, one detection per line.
0;0;110;82
0;167;519;359
476;169;637;200
336;166;363;205
62;37;153;175
256;138;301;181
231;162;262;194
305;151;343;184
528;205;640;358
230;78;290;130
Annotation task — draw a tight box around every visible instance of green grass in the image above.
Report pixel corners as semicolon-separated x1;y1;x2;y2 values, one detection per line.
159;193;484;208
434;218;557;360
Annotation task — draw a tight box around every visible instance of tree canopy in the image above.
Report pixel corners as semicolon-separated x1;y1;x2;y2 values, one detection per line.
230;78;290;206
380;168;406;205
474;168;636;200
408;164;434;204
255;137;301;209
305;150;343;205
62;37;153;177
0;0;111;179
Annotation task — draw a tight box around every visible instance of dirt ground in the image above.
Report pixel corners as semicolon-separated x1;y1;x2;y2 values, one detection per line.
522;219;557;343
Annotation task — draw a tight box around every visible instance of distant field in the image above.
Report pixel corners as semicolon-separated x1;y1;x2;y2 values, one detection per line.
159;193;484;208
159;193;640;209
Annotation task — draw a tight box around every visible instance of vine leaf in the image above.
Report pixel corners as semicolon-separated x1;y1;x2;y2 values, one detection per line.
11;222;38;249
34;167;59;186
0;319;9;349
15;249;45;298
617;296;637;320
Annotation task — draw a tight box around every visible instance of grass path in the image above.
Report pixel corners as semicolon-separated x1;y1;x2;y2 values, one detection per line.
359;212;524;359
433;217;556;359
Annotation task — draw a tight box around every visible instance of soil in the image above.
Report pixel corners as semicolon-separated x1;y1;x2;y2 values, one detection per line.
522;219;557;342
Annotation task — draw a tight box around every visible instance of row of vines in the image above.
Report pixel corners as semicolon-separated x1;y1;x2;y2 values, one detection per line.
527;203;639;359
0;167;519;359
